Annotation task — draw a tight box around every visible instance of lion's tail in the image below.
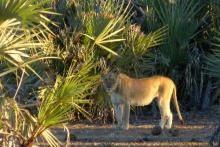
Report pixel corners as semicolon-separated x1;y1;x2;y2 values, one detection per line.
173;86;184;125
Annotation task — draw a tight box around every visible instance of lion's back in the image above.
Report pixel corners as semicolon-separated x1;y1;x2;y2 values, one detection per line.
118;75;175;106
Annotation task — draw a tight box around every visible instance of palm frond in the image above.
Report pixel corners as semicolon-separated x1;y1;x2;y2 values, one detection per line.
152;0;202;64
83;0;132;56
206;32;220;83
38;61;99;128
0;0;56;32
114;24;167;77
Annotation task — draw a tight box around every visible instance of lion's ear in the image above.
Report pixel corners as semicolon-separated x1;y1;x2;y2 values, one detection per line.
116;67;120;73
111;67;120;74
100;66;110;78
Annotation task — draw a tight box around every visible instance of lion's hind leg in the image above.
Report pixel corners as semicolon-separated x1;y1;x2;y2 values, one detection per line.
165;108;173;129
158;104;167;129
158;97;173;129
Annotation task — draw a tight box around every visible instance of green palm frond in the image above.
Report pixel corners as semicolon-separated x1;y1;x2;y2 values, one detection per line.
41;129;61;147
0;25;60;79
0;0;59;79
127;25;167;56
8;61;100;146
0;0;58;32
205;30;220;102
38;61;99;127
153;0;201;26
0;28;41;64
115;24;167;77
83;0;132;56
206;49;220;79
152;0;202;65
206;31;220;83
84;18;124;56
0;98;61;147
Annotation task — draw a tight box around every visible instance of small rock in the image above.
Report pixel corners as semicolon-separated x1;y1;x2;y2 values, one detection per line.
169;128;179;137
136;139;144;143
137;137;151;142
70;133;77;141
151;126;162;136
65;133;77;141
190;138;201;142
142;137;151;142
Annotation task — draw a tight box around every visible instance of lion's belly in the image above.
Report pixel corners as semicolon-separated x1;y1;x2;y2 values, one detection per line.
128;84;159;106
130;96;154;106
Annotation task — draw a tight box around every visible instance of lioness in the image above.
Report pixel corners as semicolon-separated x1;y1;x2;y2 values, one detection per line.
102;70;184;130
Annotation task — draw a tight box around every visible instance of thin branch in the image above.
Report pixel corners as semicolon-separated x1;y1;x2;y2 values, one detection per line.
129;0;145;16
13;68;25;100
0;119;26;141
123;0;145;16
19;102;40;108
0;56;60;78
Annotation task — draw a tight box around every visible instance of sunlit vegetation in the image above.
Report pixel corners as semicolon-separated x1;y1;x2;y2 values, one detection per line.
0;0;220;146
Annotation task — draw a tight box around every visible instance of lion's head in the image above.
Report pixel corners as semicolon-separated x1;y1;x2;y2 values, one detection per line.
102;69;119;93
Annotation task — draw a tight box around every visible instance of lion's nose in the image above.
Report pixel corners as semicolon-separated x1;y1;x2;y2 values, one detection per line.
106;88;111;92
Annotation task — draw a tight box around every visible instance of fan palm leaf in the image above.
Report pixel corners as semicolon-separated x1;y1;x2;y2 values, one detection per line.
0;61;99;146
152;0;201;65
0;0;59;79
83;0;132;56
206;31;220;83
0;0;58;31
23;61;99;146
0;23;59;79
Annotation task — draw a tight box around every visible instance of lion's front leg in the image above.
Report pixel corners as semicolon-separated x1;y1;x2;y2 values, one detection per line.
122;103;130;130
113;103;123;129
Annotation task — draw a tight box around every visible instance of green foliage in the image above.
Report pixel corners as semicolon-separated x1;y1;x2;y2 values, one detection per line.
144;0;204;100
45;1;133;122
1;0;220;146
0;0;100;146
0;0;58;79
0;0;57;32
206;30;220;102
0;61;99;146
209;0;220;31
28;61;98;146
115;25;167;77
84;15;126;56
206;47;220;83
0;20;58;79
38;61;99;125
152;0;201;67
83;0;132;56
47;0;131;76
91;86;113;123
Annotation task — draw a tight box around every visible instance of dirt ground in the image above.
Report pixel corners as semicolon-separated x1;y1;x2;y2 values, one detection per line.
39;105;220;147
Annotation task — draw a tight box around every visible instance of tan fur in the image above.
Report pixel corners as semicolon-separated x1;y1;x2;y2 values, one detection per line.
102;72;184;130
